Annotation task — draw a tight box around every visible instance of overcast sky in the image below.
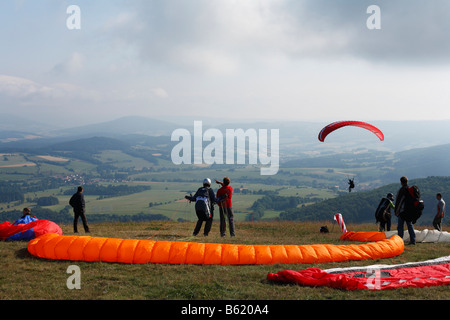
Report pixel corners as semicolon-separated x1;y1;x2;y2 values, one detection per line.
1;0;450;126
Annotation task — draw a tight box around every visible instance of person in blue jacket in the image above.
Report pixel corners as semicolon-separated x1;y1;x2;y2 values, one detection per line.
14;207;38;225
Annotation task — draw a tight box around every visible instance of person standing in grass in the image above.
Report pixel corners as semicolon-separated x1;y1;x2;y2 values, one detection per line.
69;186;90;233
433;193;445;231
185;178;224;236
395;176;416;245
216;177;235;237
375;193;395;232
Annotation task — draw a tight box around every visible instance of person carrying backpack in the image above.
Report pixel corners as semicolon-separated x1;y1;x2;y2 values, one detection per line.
185;178;226;236
395;176;421;245
375;193;395;232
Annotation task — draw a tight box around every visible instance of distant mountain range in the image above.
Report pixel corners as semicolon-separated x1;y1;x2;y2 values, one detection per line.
1;114;450;182
0;113;448;141
53;116;180;137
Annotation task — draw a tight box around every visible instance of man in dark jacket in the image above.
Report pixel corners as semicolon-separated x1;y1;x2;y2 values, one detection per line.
69;186;90;233
395;176;416;245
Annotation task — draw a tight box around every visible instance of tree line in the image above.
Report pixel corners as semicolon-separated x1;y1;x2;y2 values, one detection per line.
1;206;169;224
246;193;324;221
62;184;151;198
0;178;65;204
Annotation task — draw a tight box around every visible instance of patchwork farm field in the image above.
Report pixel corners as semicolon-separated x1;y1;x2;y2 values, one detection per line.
1;146;450;312
0;149;342;223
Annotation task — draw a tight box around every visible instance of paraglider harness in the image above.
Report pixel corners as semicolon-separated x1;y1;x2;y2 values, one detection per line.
375;197;393;223
186;187;213;221
186;186;228;221
320;226;329;233
195;187;212;220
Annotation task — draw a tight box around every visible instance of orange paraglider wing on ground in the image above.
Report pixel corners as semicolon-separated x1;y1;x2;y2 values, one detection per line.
27;232;404;265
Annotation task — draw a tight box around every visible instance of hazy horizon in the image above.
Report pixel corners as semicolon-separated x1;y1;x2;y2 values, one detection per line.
2;1;450;126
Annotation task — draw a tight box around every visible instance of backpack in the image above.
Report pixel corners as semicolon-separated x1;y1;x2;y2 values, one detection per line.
401;185;424;224
194;187;212;220
375;198;391;223
320;226;329;233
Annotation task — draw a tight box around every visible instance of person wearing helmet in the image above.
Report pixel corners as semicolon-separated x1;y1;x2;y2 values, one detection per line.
185;178;226;236
375;193;395;232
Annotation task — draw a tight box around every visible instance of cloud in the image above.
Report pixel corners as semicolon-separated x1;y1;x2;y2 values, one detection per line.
104;0;450;73
0;74;101;106
151;88;169;98
285;0;450;64
103;0;297;74
4;1;450;124
51;52;85;75
0;75;53;99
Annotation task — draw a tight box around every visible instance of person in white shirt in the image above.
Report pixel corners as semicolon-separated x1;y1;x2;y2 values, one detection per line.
433;193;445;231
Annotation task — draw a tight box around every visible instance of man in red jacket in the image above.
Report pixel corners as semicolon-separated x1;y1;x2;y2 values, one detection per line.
216;177;235;237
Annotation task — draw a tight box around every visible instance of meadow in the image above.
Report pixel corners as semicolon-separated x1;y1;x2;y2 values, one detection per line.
1;220;449;302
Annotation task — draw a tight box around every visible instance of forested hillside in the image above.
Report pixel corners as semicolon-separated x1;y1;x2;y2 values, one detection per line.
279;176;450;225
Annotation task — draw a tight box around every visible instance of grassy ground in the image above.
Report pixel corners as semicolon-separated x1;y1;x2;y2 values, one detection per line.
1;220;449;303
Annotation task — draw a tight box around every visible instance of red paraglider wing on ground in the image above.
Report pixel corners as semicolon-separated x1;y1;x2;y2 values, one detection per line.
0;219;62;241
267;255;450;290
318;121;384;142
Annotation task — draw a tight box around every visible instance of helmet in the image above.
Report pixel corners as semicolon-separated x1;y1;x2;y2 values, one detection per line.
203;178;211;186
387;193;394;200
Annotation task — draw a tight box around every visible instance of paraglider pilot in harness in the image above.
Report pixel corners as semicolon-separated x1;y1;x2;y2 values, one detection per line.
185;178;227;236
348;178;355;192
375;193;395;232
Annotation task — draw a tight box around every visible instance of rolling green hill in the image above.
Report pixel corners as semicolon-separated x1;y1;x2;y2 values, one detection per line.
1;117;450;226
280;176;450;225
391;143;450;179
